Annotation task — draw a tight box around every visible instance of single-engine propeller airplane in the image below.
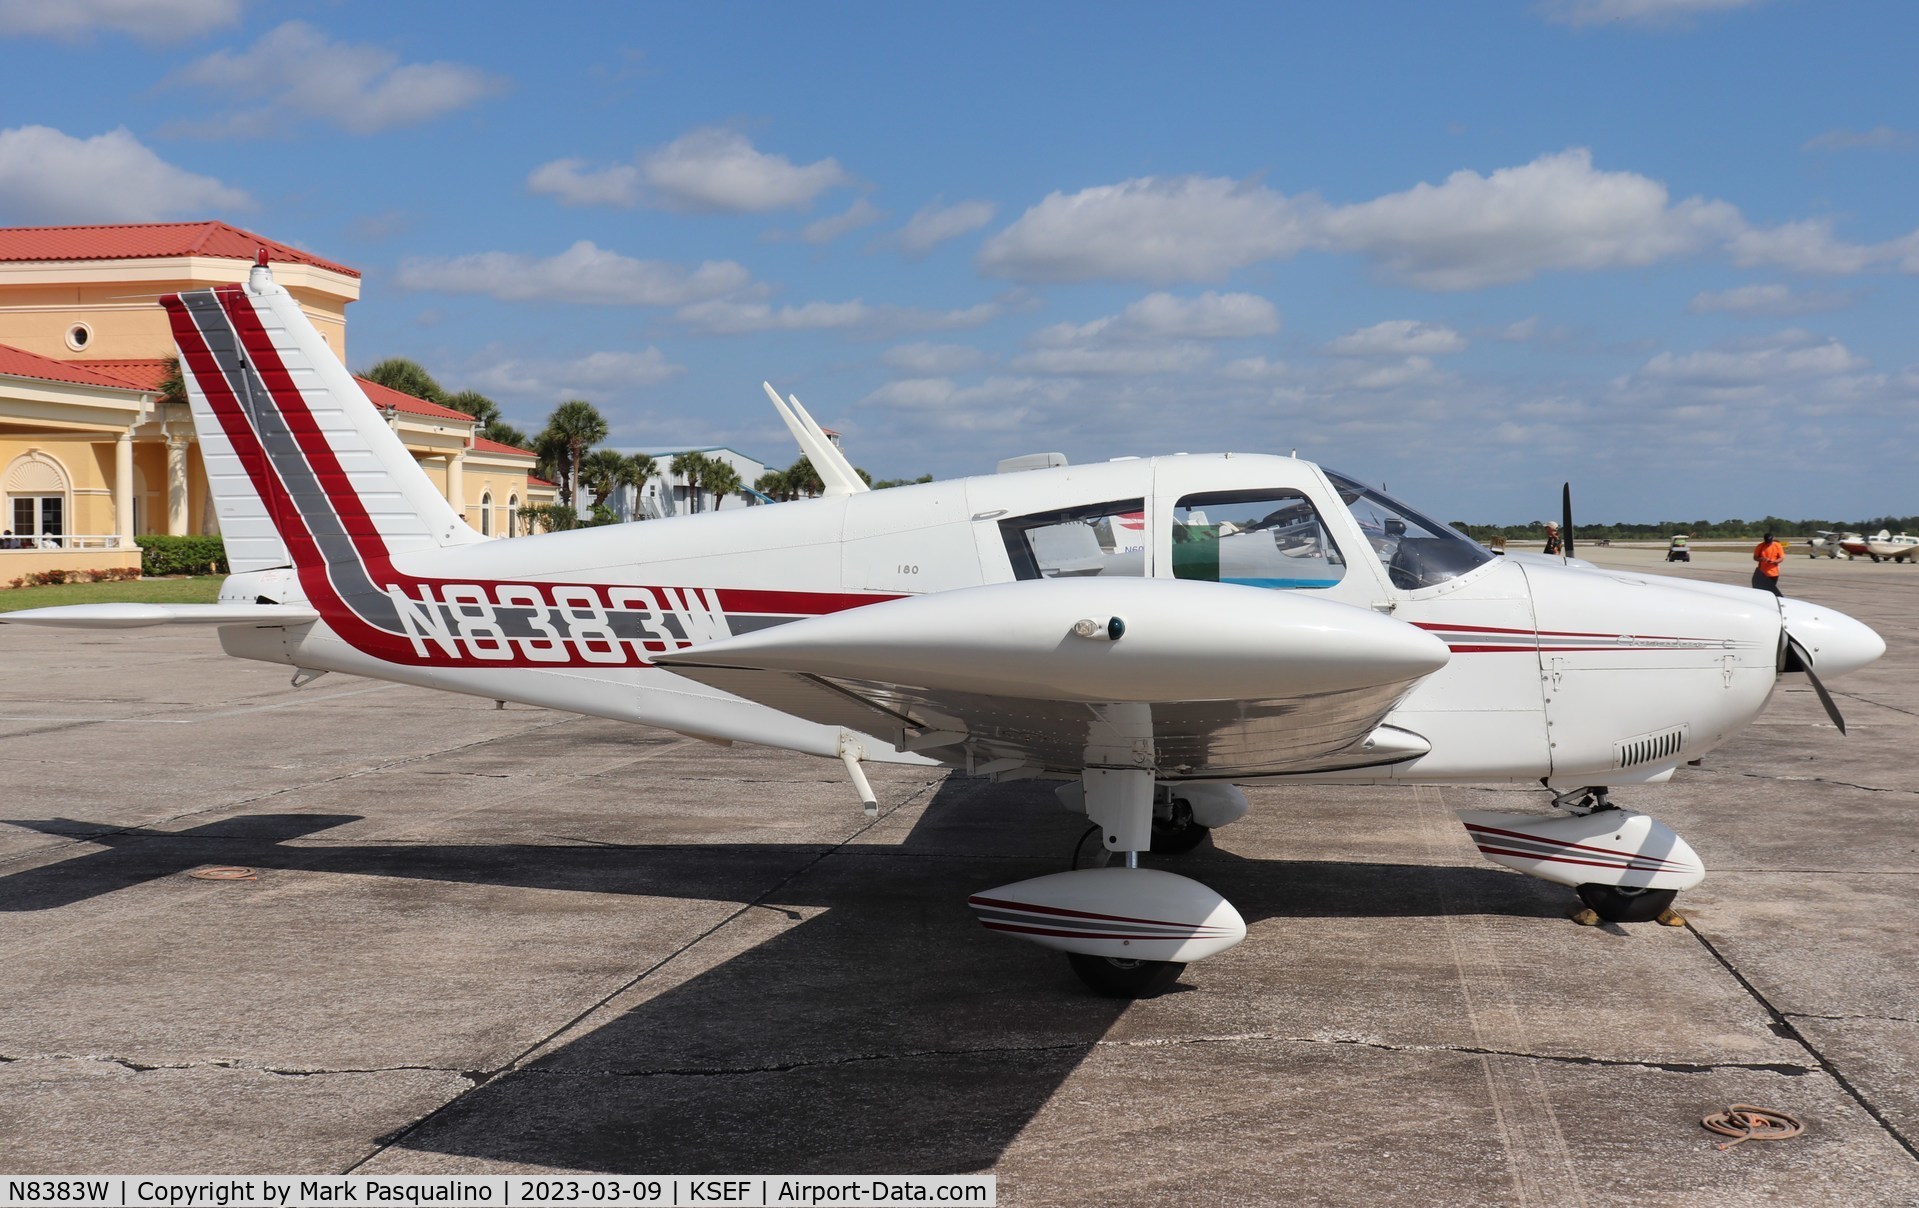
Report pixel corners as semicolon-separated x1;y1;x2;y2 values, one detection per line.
1;259;1888;997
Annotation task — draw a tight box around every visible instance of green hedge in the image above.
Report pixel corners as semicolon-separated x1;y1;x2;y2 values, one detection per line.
136;535;228;576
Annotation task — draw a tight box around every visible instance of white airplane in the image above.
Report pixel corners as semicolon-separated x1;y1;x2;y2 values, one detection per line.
1861;530;1919;563
0;262;1888;997
1807;531;1855;559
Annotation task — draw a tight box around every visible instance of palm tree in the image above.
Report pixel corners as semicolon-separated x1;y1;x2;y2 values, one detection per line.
540;399;609;510
670;450;712;512
156;354;187;407
702;461;742;510
623;453;657;519
361;357;446;402
441;389;502;429
754;469;789;500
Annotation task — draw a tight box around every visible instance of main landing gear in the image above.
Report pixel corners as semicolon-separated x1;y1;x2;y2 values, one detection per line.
967;769;1249;998
1457;786;1704;926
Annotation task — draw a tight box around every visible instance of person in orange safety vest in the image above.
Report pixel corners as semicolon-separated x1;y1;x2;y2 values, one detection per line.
1752;531;1785;596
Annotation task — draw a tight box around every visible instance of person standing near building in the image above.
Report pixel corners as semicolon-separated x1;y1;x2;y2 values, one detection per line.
1752;530;1786;596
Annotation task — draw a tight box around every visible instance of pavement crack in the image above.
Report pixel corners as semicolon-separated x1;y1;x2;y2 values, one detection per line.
1713;770;1919;797
1683;923;1919;1162
1787;1011;1919;1026
0;1053;475;1081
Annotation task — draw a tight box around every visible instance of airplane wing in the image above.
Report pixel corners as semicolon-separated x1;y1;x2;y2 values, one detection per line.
0;603;319;629
654;578;1447;778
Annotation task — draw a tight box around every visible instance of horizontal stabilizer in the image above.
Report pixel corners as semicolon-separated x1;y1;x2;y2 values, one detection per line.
0;603;320;629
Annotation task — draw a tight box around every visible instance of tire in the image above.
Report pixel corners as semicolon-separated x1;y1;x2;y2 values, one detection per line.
1067;952;1186;998
1152;799;1212;855
1576;884;1678;924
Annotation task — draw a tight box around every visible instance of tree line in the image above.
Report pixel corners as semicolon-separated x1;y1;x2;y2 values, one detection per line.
359;358;930;532
1454;516;1919;543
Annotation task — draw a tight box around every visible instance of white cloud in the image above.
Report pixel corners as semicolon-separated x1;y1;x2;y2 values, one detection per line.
1326;319;1465;356
1317;148;1739;289
1336;356;1441;391
1688;283;1851;316
676;297;999;336
0;125;250;223
977;175;1314;284
800;198;885;245
526;158;640;208
396;241;751;306
1634;331;1866;386
1110;291;1281;340
882;342;991;375
1011;343;1214;377
1220;356;1289;381
1539;0;1759;28
1802;126;1918;153
1726;219;1880;275
641;127;851;213
888;199;997;256
0;0;241;42
169;21;507;136
470;349;685;399
858;376;1061;433
1034;292;1280;347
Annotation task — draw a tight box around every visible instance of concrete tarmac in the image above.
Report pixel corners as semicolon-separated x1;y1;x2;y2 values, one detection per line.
1;547;1915;1204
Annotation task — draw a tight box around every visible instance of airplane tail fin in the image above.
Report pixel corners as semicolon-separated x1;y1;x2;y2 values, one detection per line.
162;258;484;576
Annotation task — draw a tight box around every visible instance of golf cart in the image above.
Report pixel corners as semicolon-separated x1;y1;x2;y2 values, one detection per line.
1666;535;1691;563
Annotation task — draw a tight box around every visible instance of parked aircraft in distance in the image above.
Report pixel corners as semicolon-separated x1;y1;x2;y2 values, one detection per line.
0;259;1887;996
1808;531;1856;559
1859;531;1919;563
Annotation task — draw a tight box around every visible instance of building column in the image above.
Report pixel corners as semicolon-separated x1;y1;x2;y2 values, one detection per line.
114;429;135;549
166;434;189;536
446;450;466;522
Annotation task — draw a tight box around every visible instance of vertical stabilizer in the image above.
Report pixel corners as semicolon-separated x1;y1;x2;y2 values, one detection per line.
164;263;485;577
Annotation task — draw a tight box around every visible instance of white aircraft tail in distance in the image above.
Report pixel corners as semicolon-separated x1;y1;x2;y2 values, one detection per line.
0;261;1887;997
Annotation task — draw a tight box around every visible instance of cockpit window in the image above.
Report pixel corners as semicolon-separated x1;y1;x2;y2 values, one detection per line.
1326;470;1493;590
1171;489;1345;589
1001;499;1147;580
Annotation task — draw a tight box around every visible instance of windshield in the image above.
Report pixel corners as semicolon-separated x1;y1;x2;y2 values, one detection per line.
1325;470;1494;590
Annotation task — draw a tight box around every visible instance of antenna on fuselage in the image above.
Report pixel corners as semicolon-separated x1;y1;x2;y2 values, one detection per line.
1562;482;1576;561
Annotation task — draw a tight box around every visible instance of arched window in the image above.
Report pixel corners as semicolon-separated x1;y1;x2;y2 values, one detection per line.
508;493;520;538
480;491;493;536
5;450;72;548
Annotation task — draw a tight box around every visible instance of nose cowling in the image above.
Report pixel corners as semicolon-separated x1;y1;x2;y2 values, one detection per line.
1779;597;1885;680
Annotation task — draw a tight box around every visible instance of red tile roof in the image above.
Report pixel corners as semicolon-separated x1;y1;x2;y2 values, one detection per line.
472;436;536;457
528;475;558;488
354;376;481;423
72;359;171;392
0;343;150;391
0;222;359;278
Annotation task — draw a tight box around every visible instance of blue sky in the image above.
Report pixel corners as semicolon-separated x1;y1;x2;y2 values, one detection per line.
3;0;1915;522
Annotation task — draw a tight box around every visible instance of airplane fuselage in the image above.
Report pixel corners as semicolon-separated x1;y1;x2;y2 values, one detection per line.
216;451;1801;790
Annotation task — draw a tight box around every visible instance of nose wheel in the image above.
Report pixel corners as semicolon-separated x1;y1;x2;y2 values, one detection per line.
1576;884;1679;924
1068;952;1186;998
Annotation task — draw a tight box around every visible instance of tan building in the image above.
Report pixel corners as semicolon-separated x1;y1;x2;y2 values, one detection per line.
0;221;553;584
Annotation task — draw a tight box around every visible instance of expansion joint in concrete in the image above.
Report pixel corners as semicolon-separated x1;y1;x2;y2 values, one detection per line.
1684;923;1919;1163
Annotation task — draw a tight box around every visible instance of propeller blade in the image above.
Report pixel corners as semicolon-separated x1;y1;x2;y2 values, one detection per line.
1787;636;1848;735
1561;482;1575;560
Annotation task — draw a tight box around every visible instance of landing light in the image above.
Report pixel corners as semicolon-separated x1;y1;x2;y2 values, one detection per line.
1071;616;1126;641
